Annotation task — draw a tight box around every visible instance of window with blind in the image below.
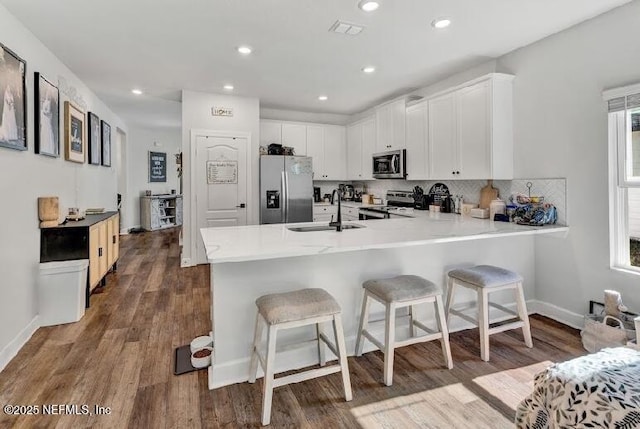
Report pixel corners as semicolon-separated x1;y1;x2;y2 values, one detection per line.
605;86;640;270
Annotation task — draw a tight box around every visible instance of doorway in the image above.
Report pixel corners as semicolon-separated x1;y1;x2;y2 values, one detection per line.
116;128;127;233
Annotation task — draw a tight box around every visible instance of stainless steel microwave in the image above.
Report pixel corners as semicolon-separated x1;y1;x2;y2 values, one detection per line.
372;149;406;179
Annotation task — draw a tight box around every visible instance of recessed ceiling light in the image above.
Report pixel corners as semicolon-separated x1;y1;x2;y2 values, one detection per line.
362;66;376;74
237;46;252;55
431;18;451;29
358;0;379;12
223;84;234;90
131;89;143;95
318;95;328;101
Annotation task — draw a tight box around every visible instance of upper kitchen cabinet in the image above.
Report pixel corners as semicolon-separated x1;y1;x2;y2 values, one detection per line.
260;120;282;147
347;116;376;180
405;103;429;180
307;124;347;180
375;99;406;152
281;123;307;156
428;73;514;180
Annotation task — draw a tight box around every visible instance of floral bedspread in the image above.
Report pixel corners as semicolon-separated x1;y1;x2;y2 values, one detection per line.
516;347;640;428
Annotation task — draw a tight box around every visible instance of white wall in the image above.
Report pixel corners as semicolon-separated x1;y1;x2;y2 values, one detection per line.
495;0;640;315
0;4;127;369
181;90;259;266
126;126;181;230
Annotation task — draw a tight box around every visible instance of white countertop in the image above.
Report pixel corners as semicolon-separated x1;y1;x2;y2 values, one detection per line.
314;201;383;208
201;214;568;263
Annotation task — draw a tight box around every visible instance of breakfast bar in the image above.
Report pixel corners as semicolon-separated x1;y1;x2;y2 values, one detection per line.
201;214;568;389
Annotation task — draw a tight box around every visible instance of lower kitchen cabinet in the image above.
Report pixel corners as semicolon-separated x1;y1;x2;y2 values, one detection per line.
313;204;337;222
40;212;120;304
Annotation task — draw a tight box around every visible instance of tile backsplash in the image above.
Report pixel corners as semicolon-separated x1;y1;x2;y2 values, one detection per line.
314;178;568;225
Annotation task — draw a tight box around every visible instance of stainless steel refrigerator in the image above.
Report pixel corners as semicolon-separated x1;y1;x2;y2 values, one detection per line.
260;156;313;224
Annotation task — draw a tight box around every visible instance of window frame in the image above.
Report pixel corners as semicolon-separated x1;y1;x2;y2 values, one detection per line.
605;83;640;274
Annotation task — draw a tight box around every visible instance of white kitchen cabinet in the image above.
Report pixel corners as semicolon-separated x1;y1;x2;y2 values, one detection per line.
342;205;359;221
260;120;282;147
428;74;514;180
313;204;337;222
281;123;307;156
375;99;406;152
308;125;346;181
428;93;457;179
346;116;376;181
405;103;429;180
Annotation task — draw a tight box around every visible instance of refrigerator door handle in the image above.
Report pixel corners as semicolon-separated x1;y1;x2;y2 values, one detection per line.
281;171;287;223
284;171;290;223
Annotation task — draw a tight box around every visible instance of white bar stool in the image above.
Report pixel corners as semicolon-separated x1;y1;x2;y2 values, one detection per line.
355;275;453;386
445;265;533;362
248;288;352;426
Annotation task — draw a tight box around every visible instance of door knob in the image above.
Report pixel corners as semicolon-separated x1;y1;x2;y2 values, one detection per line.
236;203;246;208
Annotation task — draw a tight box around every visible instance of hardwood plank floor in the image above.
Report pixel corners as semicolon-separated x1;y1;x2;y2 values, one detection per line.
0;228;586;428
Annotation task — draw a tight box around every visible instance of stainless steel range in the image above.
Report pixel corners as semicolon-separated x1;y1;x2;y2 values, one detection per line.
358;190;416;220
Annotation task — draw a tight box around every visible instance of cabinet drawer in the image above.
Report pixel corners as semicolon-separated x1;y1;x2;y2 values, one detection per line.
343;206;359;217
313;205;338;215
313;214;334;222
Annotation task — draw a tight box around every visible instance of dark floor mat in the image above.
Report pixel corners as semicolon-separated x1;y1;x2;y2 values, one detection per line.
174;345;200;375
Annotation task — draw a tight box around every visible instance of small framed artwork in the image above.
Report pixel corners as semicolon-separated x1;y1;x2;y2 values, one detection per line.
34;72;59;157
64;101;85;163
0;42;27;151
101;120;111;167
87;112;100;165
149;151;167;182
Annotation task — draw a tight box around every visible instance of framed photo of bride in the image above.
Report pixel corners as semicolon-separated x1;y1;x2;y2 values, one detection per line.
34;73;59;157
0;42;27;151
64;101;85;163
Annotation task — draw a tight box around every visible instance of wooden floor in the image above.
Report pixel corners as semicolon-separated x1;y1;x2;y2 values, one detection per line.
0;228;586;428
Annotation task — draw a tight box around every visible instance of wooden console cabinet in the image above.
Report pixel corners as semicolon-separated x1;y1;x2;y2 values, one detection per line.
140;195;183;231
40;212;120;305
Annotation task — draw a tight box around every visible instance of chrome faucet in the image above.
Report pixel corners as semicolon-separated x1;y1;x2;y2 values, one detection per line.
329;189;343;232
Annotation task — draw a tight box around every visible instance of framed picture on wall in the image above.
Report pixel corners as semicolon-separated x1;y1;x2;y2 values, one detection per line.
64;101;85;163
87;112;101;165
101;120;111;167
34;72;59;157
149;151;167;182
0;42;27;151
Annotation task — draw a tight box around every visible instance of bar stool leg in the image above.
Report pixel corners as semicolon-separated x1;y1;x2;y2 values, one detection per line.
515;282;533;348
478;288;490;362
249;313;263;383
316;322;326;367
383;302;396;386
434;295;453;369
355;292;371;356
408;305;417;337
445;277;456;323
261;324;277;426
333;315;353;401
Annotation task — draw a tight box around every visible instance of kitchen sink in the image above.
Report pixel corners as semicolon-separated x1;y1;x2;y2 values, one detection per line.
287;224;365;232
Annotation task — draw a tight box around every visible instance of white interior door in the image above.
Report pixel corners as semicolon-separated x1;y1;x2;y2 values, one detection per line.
196;135;247;264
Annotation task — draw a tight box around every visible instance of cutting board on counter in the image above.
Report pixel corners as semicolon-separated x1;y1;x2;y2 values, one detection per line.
479;180;498;209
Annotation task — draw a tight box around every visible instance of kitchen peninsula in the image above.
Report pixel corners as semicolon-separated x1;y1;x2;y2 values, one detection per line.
201;215;567;389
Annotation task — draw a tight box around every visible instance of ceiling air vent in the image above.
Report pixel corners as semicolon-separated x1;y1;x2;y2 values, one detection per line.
329;20;364;36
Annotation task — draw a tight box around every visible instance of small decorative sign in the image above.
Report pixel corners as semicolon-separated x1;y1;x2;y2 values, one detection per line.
149;151;167;182
212;106;234;117
207;160;238;184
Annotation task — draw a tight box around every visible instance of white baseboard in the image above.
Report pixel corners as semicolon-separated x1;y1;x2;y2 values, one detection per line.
529;300;584;330
0;316;39;373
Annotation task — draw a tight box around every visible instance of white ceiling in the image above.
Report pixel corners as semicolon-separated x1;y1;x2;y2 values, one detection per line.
0;0;631;128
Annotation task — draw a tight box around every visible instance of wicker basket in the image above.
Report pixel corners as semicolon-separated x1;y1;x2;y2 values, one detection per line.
581;314;634;353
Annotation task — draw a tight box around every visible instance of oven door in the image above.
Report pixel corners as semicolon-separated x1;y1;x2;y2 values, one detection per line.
359;209;389;220
372;150;406;179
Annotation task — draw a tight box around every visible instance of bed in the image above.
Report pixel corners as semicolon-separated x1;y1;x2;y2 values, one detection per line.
515;347;640;428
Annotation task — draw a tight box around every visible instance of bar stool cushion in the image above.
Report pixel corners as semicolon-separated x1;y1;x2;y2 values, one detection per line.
448;265;523;288
363;275;441;303
256;288;341;325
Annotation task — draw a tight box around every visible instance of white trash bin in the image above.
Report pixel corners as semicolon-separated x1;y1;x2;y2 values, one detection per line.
39;259;89;326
